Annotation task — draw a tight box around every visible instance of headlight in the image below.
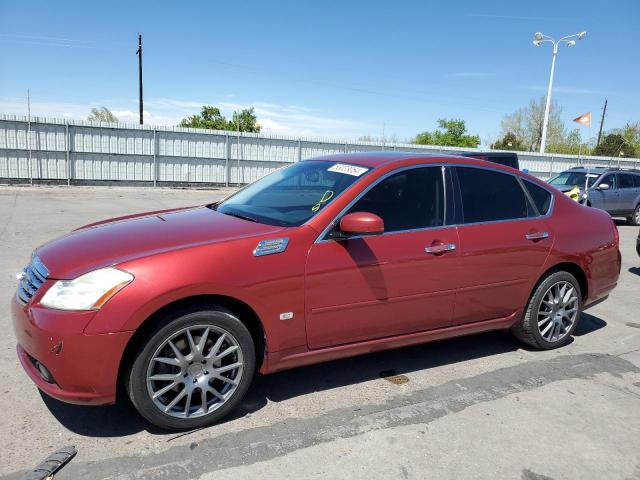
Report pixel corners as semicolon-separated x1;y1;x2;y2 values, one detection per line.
40;267;134;311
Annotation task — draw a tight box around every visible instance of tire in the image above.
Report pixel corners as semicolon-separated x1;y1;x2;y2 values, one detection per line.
127;307;256;431
628;204;640;226
512;271;582;350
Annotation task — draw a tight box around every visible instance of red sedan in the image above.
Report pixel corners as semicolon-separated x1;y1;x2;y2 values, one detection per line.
12;153;620;430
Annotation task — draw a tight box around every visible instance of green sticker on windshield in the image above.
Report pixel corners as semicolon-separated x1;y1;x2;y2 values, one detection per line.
312;190;334;212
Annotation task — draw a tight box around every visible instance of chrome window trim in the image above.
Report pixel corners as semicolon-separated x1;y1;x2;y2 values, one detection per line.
314;164;448;244
314;162;555;244
447;164;555;227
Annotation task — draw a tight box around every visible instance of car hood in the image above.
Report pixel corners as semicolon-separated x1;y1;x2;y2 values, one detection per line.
36;206;287;279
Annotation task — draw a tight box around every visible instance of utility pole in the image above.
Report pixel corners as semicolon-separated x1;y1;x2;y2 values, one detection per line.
136;33;143;124
596;99;607;146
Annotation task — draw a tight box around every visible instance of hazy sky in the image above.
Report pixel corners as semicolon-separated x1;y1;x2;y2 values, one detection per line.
1;0;638;145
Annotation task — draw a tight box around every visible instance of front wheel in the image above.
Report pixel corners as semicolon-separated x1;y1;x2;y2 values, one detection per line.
127;308;256;431
512;271;582;350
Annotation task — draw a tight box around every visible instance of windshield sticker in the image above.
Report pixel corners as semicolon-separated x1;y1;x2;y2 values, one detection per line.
586;174;600;178
328;163;368;177
311;190;334;212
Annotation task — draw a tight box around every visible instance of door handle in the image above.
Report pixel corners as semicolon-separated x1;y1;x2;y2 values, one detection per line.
525;231;550;241
425;243;456;254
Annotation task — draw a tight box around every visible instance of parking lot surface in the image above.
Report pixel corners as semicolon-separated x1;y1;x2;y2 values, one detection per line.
1;185;639;480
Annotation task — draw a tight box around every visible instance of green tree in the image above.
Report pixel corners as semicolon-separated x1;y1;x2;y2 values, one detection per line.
413;118;480;148
230;107;261;133
611;121;640;155
179;105;261;132
593;133;637;158
179;106;230;130
547;129;592;155
87;107;118;123
491;132;526;151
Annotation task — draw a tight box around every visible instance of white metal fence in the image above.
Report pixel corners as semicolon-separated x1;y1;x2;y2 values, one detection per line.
1;114;638;186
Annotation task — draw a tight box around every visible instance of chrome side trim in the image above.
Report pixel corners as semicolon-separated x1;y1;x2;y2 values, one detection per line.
314;162;555;244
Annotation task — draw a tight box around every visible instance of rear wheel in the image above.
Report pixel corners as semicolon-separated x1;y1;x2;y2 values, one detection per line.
512;271;582;349
127;307;255;430
628;204;640;226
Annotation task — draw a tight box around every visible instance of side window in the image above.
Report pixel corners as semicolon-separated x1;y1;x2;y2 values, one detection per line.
600;174;617;189
633;175;640;188
619;174;635;189
456;167;530;223
345;167;444;232
523;179;553;215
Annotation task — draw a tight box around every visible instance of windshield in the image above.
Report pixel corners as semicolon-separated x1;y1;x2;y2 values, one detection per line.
548;171;600;189
215;160;370;227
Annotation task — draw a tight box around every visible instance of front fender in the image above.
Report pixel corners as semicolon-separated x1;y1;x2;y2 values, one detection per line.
83;230;313;355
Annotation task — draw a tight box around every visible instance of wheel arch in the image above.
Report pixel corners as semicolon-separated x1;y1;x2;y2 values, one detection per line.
116;294;266;400
535;262;588;301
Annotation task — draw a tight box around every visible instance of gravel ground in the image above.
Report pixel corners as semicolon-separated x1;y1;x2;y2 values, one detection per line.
0;185;638;480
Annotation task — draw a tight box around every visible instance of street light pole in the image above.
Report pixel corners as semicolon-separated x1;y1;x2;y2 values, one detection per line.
540;43;558;154
533;31;586;153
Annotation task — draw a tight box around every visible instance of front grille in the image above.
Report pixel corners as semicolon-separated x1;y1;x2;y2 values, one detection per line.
17;255;49;304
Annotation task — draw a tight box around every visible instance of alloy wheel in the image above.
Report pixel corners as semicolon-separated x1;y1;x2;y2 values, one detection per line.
146;325;244;419
537;281;579;343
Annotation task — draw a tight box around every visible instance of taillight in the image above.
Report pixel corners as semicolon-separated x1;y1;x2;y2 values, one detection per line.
612;219;620;247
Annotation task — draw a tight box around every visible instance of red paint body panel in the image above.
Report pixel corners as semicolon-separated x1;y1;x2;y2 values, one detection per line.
453;217;553;324
306;227;460;348
12;296;132;404
11;153;621;406
39;207;286;279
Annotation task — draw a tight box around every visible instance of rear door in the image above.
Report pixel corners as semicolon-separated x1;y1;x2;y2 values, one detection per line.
452;167;553;325
305;166;459;349
617;173;639;214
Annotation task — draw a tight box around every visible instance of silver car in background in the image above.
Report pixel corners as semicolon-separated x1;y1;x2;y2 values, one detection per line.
548;167;640;225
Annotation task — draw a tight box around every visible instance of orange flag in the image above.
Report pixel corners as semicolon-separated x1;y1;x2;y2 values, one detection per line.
573;112;591;127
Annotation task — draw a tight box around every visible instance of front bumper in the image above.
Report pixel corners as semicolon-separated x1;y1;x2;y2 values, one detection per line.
12;296;133;405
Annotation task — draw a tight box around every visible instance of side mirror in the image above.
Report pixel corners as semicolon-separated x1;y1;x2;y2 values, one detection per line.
596;183;610;190
339;212;384;236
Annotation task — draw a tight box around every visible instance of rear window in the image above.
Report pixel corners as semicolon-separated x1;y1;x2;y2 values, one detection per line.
456;167;530;223
523;180;552;215
619;174;636;189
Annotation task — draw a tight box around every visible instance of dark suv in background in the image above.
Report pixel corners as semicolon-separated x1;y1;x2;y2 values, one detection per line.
461;152;519;170
548;167;640;225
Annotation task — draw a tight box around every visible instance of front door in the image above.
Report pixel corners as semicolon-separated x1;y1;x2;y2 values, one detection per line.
305;166;459;349
596;173;620;212
617;173;640;214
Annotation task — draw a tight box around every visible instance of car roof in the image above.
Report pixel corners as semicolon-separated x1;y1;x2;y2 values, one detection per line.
566;166;640;174
303;151;518;171
461;152;517;159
